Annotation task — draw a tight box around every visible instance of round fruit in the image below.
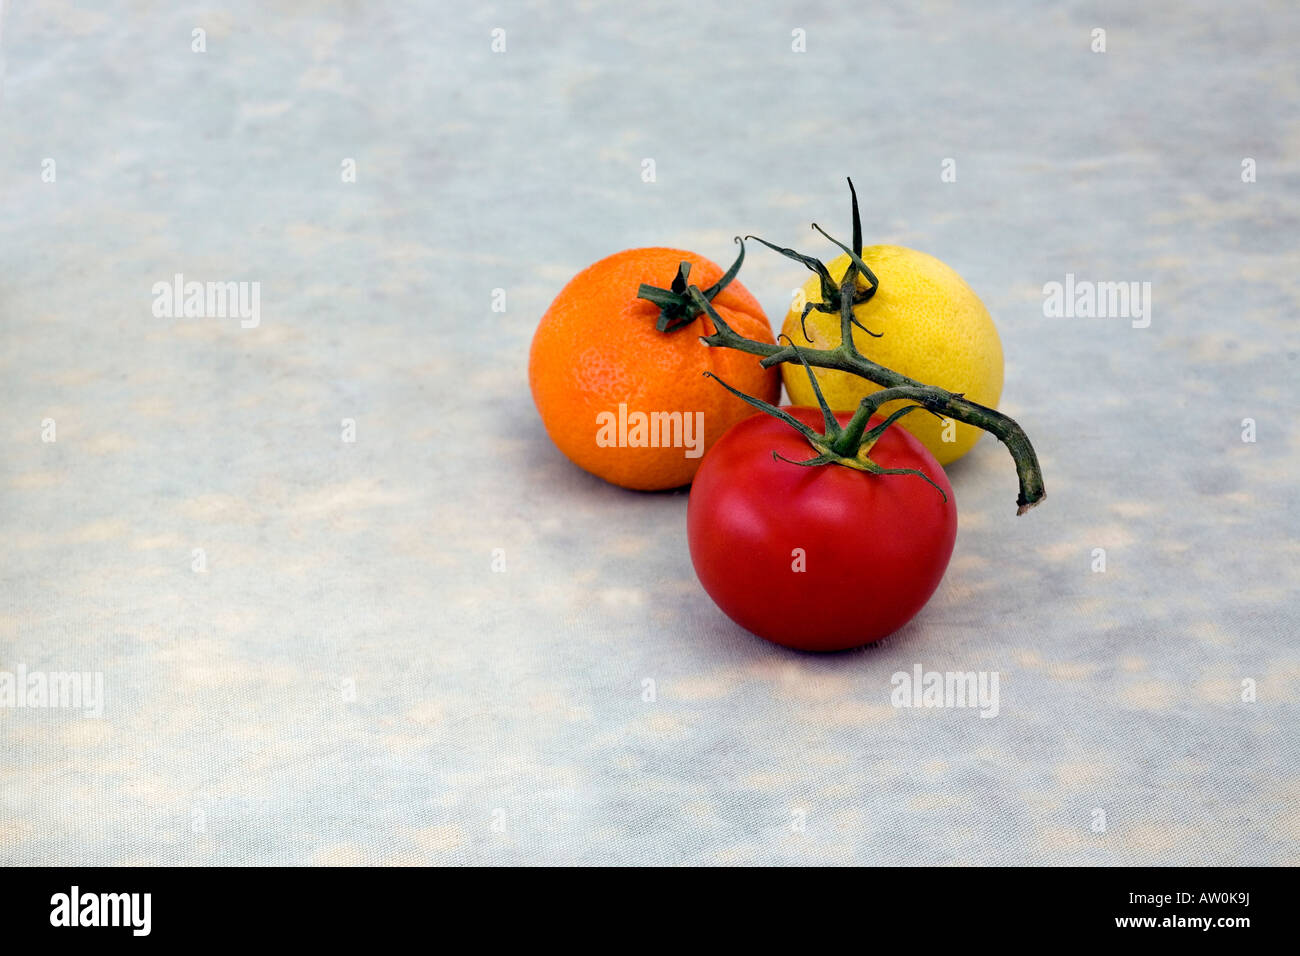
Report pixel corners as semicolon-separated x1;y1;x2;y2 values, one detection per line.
530;247;780;490
687;406;957;651
782;245;1002;465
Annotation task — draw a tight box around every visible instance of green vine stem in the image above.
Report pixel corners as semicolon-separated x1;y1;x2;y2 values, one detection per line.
680;236;1047;515
636;242;746;333
702;336;950;501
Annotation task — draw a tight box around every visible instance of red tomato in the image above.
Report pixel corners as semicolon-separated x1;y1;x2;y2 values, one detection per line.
687;407;957;651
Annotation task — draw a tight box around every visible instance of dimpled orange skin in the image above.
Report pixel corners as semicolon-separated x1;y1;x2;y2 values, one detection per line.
529;248;781;490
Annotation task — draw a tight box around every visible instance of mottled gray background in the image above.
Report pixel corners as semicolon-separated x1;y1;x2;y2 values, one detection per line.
1;1;1297;865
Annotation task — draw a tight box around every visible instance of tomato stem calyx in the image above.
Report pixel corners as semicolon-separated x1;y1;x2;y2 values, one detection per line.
636;238;746;333
703;337;950;502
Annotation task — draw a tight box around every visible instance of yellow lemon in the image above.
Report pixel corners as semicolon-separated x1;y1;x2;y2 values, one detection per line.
781;245;1003;465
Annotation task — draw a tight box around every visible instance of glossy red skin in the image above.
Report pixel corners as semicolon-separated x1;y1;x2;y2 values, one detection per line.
687;407;957;652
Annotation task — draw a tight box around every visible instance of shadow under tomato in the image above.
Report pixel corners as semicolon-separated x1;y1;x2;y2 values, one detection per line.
702;600;934;658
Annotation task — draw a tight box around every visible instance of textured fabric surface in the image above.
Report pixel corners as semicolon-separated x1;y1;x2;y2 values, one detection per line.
1;1;1297;866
